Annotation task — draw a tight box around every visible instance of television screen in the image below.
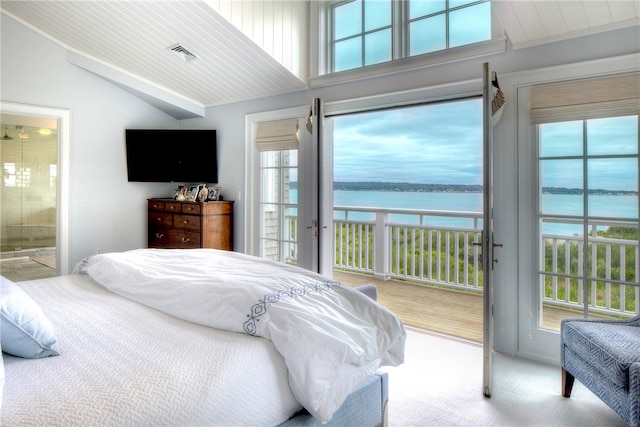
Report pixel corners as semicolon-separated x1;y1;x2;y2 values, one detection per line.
126;129;217;183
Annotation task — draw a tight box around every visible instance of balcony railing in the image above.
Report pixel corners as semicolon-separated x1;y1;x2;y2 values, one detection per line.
284;206;639;318
333;206;484;293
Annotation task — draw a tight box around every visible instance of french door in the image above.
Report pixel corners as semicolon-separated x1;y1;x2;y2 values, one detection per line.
245;105;320;272
481;63;497;397
517;72;640;364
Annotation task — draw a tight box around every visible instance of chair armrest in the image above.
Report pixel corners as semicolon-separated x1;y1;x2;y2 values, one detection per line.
630;363;640;427
355;284;378;302
561;315;640;329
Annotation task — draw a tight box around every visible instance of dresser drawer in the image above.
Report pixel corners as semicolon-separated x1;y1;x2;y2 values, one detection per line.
182;203;201;215
148;200;165;212
165;202;181;213
148;212;173;227
149;228;201;249
174;214;201;231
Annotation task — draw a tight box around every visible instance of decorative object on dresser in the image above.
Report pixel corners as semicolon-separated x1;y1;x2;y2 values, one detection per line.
148;198;233;250
207;186;221;201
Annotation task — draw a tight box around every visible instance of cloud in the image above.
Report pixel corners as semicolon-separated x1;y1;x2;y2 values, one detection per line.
333;98;483;184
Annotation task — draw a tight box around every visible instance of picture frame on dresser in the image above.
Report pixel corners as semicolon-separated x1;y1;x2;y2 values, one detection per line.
187;185;199;201
207;186;221;201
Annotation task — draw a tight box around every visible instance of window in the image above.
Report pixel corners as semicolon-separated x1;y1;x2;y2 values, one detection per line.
537;116;639;329
529;73;640;330
330;0;491;73
3;163;16;187
259;150;298;263
2;162;31;187
410;0;491;55
333;0;392;71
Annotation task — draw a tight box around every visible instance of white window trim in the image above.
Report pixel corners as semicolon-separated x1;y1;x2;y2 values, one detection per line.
244;105;310;257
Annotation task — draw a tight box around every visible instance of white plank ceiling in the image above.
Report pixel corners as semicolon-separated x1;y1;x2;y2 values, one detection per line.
1;0;307;117
492;0;640;49
1;1;638;118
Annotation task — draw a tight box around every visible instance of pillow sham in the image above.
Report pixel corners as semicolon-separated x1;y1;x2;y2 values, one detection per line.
0;345;4;410
0;276;60;358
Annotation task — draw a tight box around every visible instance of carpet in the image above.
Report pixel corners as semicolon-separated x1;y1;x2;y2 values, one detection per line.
381;328;627;426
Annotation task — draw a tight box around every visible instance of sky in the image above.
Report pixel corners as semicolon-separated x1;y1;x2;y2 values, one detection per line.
539;116;638;192
332;98;483;185
333;102;638;192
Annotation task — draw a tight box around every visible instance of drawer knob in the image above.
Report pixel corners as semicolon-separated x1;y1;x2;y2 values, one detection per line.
182;237;191;243
157;217;162;221
155;233;164;238
183;220;188;224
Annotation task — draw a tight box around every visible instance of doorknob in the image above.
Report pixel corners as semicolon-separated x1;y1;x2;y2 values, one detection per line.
493;242;503;248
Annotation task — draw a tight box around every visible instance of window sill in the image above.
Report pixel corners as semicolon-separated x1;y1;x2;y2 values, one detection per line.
309;37;507;89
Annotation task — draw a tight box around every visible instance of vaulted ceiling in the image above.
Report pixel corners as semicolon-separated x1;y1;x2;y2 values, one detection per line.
2;1;638;119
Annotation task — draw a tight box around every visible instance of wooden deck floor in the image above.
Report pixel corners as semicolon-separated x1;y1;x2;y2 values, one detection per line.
333;270;484;343
333;270;605;343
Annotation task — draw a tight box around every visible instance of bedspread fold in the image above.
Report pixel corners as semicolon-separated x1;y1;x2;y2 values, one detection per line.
79;248;405;422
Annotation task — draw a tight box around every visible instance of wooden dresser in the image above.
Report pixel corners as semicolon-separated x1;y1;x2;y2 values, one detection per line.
147;199;233;250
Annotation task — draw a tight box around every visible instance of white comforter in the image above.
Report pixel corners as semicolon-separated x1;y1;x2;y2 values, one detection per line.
2;274;301;427
78;248;406;422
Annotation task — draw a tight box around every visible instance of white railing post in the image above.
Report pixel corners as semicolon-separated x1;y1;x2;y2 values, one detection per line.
374;210;389;280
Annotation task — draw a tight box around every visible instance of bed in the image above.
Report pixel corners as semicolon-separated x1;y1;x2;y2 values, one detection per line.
1;248;406;426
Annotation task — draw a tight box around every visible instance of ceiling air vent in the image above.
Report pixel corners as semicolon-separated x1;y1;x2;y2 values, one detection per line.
167;43;198;62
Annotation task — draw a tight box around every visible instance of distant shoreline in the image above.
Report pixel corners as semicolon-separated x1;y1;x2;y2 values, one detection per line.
326;182;637;196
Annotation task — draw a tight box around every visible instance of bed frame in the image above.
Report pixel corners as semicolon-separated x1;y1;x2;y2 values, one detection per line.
280;370;388;426
277;284;389;427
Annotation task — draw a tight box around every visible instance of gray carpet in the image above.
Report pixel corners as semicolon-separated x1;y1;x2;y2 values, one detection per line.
381;328;628;426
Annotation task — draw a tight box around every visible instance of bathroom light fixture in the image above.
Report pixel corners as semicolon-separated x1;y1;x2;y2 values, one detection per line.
0;126;13;140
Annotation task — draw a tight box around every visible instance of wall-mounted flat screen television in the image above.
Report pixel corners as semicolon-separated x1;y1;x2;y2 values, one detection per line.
126;129;217;183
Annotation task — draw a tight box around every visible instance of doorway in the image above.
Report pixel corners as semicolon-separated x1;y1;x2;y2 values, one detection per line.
0;102;70;280
325;97;485;343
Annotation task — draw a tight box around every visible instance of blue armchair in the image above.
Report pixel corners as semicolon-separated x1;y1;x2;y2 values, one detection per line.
561;316;640;427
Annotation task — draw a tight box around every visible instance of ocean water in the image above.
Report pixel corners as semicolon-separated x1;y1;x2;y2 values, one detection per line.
294;190;638;234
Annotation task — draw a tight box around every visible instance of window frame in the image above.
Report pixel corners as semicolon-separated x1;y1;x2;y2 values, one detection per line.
535;115;639;329
315;0;503;83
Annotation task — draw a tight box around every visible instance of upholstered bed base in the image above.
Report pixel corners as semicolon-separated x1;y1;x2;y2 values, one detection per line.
281;283;388;426
279;370;388;427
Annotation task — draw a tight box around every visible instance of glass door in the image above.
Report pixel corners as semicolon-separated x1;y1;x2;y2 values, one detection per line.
246;106;319;272
0;114;58;280
518;83;639;362
537;116;639;328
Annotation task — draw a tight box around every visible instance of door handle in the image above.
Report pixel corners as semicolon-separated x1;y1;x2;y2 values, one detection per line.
492;241;503;266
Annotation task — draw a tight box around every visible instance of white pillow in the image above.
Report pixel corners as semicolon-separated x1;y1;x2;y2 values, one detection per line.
0;276;60;358
0;350;4;412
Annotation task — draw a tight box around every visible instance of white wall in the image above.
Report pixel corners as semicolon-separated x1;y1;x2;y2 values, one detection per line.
1;14;178;271
2;10;638;356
